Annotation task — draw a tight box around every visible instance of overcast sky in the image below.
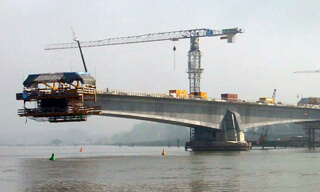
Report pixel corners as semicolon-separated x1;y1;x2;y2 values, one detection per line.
1;0;320;144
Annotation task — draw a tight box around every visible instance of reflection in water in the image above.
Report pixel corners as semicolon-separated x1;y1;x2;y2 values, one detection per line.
19;154;246;192
187;151;244;192
19;158;109;191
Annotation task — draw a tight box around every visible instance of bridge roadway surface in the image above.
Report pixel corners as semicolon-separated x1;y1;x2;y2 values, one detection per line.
93;91;320;130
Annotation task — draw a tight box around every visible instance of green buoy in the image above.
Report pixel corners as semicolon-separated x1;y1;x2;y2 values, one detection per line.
49;153;55;161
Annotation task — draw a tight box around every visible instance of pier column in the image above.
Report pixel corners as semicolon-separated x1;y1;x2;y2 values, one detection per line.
185;126;222;151
303;122;320;150
220;109;246;143
313;128;315;150
185;109;250;151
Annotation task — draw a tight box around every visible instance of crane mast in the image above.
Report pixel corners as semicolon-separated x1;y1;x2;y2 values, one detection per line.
188;37;202;94
45;28;244;96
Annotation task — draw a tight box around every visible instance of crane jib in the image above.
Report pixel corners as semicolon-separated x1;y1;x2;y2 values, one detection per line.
44;27;244;50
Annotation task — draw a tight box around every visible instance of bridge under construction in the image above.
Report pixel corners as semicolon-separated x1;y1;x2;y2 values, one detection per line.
16;83;320;151
15;27;320;151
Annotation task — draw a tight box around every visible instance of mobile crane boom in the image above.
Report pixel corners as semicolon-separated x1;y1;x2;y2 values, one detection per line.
45;27;244;95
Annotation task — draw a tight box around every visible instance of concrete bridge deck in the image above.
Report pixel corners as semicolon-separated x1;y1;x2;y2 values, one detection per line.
94;90;320;130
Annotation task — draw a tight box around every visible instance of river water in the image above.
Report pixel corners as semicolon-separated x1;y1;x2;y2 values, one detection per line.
1;145;320;192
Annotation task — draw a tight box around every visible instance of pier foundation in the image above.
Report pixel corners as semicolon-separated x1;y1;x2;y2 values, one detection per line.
185;110;250;151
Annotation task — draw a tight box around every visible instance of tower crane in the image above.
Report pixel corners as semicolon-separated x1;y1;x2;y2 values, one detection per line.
45;28;244;96
272;89;277;102
294;70;320;73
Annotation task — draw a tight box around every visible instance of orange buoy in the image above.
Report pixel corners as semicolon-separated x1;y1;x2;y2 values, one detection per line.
80;148;83;152
161;149;166;156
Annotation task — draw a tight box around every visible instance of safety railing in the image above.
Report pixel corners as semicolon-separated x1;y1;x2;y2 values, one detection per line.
97;89;174;98
18;105;101;116
17;87;96;99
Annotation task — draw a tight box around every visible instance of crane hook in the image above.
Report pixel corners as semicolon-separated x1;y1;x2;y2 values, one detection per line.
173;46;176;70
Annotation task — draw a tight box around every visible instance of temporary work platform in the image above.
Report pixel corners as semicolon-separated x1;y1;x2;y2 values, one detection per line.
16;72;101;123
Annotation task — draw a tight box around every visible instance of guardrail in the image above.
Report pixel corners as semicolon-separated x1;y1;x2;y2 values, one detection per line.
17;87;96;100
18;106;101;116
97;89;173;98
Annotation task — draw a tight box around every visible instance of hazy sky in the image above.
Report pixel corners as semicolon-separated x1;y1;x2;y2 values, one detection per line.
1;0;320;143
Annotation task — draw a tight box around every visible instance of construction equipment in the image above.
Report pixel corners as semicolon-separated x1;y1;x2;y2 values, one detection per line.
72;29;88;72
258;97;275;104
16;33;101;123
294;70;320;73
258;128;268;142
258;89;277;104
221;93;238;102
45;28;244;97
169;90;187;98
16;72;101;123
272;89;277;102
190;91;207;99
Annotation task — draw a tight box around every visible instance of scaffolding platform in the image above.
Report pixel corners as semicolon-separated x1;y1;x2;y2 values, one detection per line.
16;72;101;123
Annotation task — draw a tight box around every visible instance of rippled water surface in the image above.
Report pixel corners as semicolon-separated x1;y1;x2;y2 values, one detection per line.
1;145;320;191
